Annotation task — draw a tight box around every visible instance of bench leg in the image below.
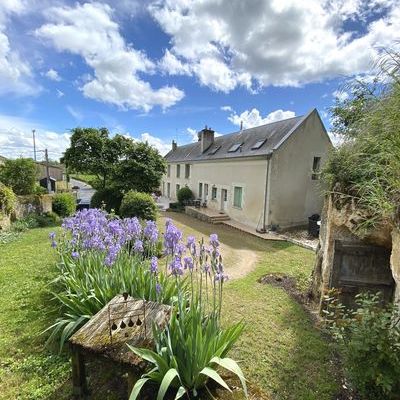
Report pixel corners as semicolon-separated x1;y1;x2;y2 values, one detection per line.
71;348;88;399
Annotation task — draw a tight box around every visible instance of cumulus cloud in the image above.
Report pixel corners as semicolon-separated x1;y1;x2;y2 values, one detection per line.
0;1;36;96
150;0;400;92
0;114;70;160
45;68;61;81
224;107;296;129
332;89;350;102
140;132;171;155
36;2;184;111
186;127;198;142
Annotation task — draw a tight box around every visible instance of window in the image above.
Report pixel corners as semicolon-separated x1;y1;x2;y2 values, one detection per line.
204;184;208;199
233;186;243;208
167;182;171;198
185;164;190;178
176;184;180;195
199;182;203;198
208;145;221;155
252;139;267;150
312;157;322;180
211;186;217;200
228;143;242;153
176;164;180;178
167;164;171;177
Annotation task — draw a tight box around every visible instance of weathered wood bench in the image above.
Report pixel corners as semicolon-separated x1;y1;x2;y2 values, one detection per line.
69;294;171;399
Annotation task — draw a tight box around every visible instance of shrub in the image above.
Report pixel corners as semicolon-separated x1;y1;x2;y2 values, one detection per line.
168;202;183;211
120;191;157;220
0;182;16;215
177;186;194;204
0;158;38;195
52;193;76;217
35;212;61;227
323;292;400;399
33;184;47;195
90;187;123;213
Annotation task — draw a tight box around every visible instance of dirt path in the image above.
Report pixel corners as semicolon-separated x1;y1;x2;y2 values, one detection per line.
158;212;269;280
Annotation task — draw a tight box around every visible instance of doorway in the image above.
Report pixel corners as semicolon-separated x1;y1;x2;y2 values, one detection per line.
220;189;228;212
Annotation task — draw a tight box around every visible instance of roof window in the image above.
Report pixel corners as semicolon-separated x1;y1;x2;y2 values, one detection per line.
228;143;242;153
208;145;221;155
251;139;267;150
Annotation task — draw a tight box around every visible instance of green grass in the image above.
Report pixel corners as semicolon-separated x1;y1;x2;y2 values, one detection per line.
0;218;339;399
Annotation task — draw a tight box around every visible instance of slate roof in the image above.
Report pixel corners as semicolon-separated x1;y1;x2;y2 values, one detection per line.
165;111;311;163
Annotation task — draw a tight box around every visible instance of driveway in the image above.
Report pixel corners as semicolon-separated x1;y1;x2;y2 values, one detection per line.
70;178;96;207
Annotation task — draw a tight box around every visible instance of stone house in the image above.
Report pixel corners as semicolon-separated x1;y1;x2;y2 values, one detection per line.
162;108;332;231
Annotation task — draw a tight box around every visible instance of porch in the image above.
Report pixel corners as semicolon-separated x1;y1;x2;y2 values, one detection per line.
185;206;230;224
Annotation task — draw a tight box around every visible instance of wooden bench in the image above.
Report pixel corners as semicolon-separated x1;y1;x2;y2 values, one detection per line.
69;294;171;399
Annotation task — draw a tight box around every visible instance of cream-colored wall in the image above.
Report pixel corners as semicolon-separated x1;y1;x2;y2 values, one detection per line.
162;158;268;229
268;110;332;228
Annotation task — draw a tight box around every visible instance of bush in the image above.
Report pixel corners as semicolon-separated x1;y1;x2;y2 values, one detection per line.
90;187;123;213
33;184;47;195
177;186;194;204
0;183;16;215
120;191;157;220
35;212;61;227
52;193;76;217
323;292;400;399
0;158;38;195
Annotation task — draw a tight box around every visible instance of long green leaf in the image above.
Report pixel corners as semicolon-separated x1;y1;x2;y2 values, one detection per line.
129;377;150;400
157;368;180;400
199;367;231;392
174;386;187;399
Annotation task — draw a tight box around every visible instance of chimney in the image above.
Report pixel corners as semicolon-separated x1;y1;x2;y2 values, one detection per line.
172;140;177;151
198;125;215;153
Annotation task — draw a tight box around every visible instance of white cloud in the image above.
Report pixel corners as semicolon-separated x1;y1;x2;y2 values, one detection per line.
158;49;191;75
36;2;184;111
332;89;350;102
226;108;296;129
0;114;70;160
45;68;61;81
140;132;171;155
66;105;83;121
186;127;198;142
0;2;36;96
56;88;64;98
150;0;400;92
220;105;232;112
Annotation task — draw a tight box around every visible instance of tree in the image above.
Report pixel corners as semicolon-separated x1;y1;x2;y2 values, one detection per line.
0;158;38;195
62;128;132;188
112;141;166;193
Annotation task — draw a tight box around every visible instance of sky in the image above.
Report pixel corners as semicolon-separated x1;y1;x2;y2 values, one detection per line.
0;0;399;161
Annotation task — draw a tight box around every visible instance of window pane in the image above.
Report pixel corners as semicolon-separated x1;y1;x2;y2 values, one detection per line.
176;164;180;178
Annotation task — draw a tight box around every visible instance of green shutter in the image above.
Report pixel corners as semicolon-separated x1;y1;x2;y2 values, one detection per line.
234;187;242;208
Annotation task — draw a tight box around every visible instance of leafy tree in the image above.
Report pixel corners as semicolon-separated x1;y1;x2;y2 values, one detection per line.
112;141;166;193
119;191;157;220
0;158;38;195
62;128;132;188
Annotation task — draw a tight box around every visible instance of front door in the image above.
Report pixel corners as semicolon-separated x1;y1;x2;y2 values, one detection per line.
199;183;203;200
204;184;209;201
221;189;228;212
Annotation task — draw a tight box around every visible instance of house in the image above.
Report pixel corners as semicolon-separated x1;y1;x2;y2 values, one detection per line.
36;162;66;182
162;108;333;231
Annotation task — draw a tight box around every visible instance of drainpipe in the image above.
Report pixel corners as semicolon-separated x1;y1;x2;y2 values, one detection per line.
261;153;272;232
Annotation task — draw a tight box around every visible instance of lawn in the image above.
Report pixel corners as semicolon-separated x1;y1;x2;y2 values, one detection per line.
0;215;339;399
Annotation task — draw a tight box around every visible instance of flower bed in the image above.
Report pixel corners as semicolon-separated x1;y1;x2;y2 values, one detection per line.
48;209;246;398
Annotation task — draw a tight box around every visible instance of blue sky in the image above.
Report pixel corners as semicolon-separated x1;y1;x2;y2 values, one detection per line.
0;0;399;160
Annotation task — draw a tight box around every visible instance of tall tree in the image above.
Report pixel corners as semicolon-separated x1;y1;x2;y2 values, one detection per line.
0;158;38;195
62;128;132;188
112;141;166;193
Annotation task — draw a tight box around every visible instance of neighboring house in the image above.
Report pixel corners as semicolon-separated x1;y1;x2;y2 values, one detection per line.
36;162;66;182
162;108;333;231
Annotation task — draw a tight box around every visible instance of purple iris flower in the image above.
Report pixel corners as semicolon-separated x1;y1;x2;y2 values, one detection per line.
210;233;219;248
144;221;159;244
49;232;56;240
150;256;158;274
156;283;162;294
71;251;79;259
183;256;194;271
51;240;57;248
169;257;184;276
133;240;144;253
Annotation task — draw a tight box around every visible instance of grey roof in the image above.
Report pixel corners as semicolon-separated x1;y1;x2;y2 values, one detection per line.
165;111;311;163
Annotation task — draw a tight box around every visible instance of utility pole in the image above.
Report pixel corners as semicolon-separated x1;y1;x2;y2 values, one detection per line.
45;148;51;193
32;129;37;161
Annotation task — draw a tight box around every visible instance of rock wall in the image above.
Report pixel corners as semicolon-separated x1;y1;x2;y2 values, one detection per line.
311;195;399;307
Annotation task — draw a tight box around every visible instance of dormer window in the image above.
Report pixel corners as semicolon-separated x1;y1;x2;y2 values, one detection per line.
252;139;267;150
228;143;242;153
208;145;221;155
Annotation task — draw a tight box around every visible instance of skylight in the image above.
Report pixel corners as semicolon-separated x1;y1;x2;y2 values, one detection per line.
228;143;242;153
252;139;267;150
208;145;221;155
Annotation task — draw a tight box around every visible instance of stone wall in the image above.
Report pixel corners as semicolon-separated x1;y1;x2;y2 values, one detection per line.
311;195;399;307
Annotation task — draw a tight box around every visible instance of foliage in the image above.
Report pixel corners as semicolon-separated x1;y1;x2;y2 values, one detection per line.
112;141;166;193
35;212;61;227
47;210;181;348
323;51;400;232
52;193;76;217
323;292;400;399
129;222;247;399
0;158;38;195
63;129;165;193
90;187;123;213
0;182;16;215
62;127;132;188
120;191;158;221
33;184;48;195
177;186;194;204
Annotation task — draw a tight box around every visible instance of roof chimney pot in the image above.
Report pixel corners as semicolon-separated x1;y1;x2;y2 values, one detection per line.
172;140;177;151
